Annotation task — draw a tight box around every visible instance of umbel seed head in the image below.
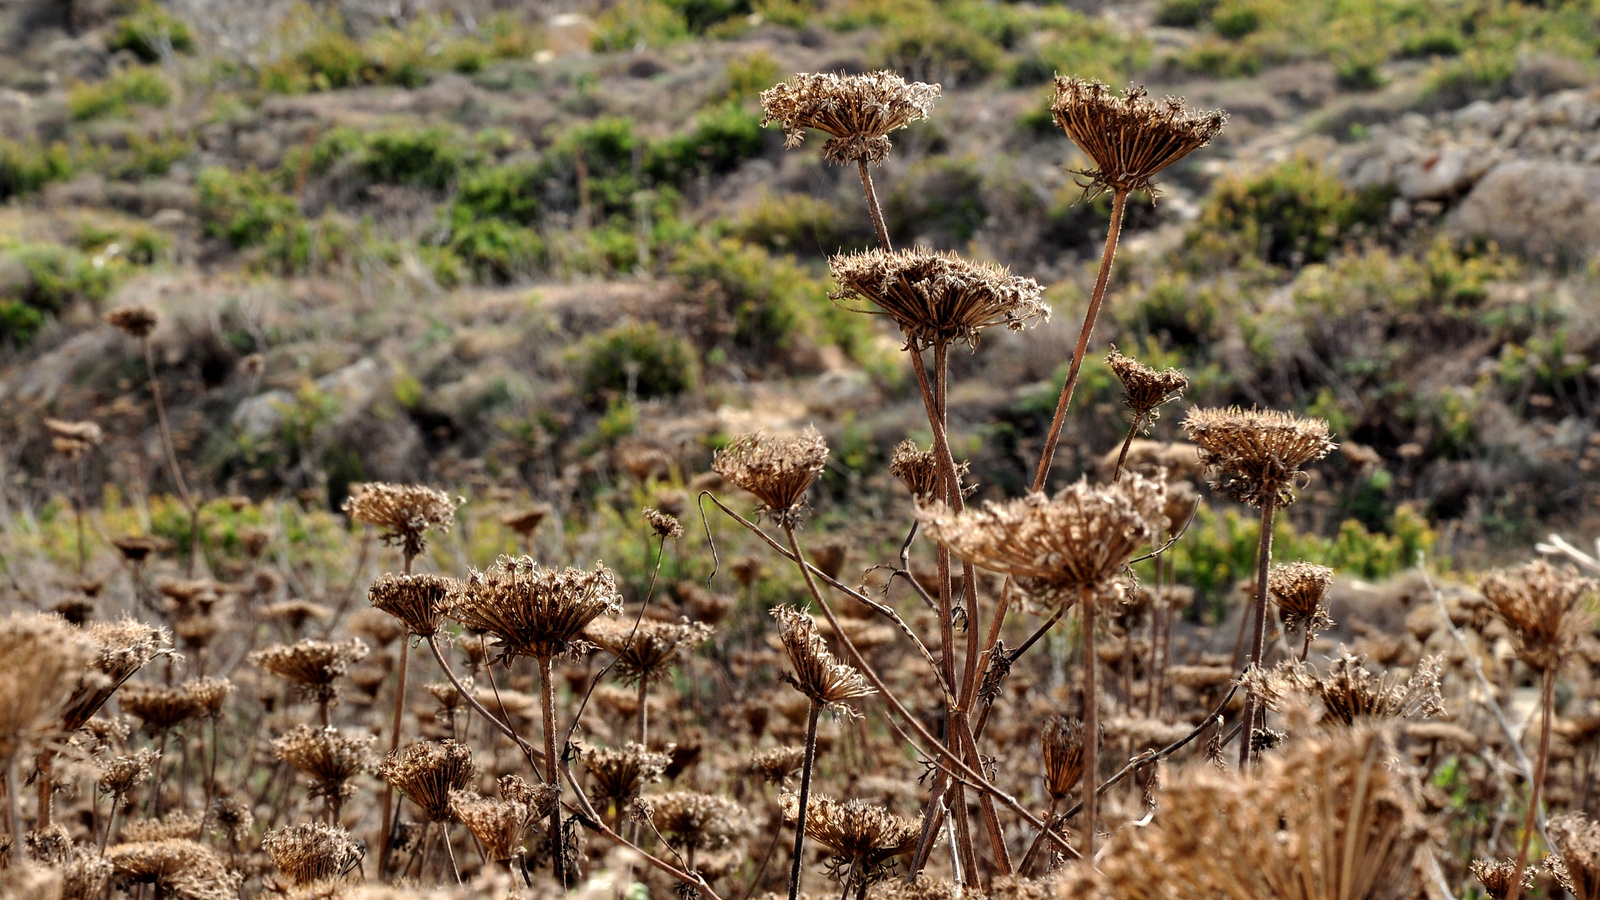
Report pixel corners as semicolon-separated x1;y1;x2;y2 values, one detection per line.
761;70;941;165
771;605;874;714
367;573;455;638
585;617;711;686
378;740;475;823
1268;561;1335;637
262;823;363;887
1470;859;1536;900
104;304;159;338
446;556;622;660
342;482;462;562
271;725;374;803
888;441;973;505
1479;560;1597;672
712;428;829;526
45;418;104;459
1245;651;1444;726
1106;347;1188;422
1050;78;1226;198
1548;813;1600;899
1041;718;1088;800
829;249;1049;352
1181;406;1335;509
782;793;919;880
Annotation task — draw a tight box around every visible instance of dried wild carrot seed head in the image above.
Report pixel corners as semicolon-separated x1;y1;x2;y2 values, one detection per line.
342;482;461;562
712;428;829;526
1470;859;1536;900
60;618;170;732
250;638;369;702
104;304;159;338
760;71;941;165
106;837;238;899
583;742;672;808
1549;813;1600;899
1479;559;1597;672
45;417;104;459
888;441;974;505
1041;718;1088;800
0;613;93;763
117;682;202;734
271;725;374;804
1245;651;1444;726
643;506;685;539
771;605;875;714
1181;406;1335;509
748;745;807;785
378;739;475;823
917;473;1166;607
585;617;711;686
367;572;455;638
782;793;919;884
829;249;1048;352
447;556;622;661
646;791;745;852
1268;561;1335;638
451;790;536;864
1106;347;1188;422
1050;78;1226;199
261;822;364;887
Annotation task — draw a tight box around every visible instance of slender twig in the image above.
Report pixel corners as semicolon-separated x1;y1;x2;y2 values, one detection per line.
856;159;892;252
1238;500;1275;772
377;551;416;879
1506;668;1555;900
1081;585;1099;867
787;703;822;900
1111;413;1146;484
539;655;567;888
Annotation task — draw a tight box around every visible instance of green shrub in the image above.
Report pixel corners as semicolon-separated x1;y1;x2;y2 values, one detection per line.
885;156;987;247
295;31;366;90
1155;0;1219;27
721;51;780;103
579;320;699;402
1174;36;1264;77
1399;29;1463;58
197;167;300;249
877;19;1000;86
1190;156;1388;268
1118;274;1226;348
106;4;196;62
646;103;765;184
665;0;751;33
0;243;117;344
729;191;874;256
0;140;73;200
591;0;689;51
359;127;469;189
68;67;173;120
452;161;542;226
1211;0;1264;38
548;117;647;216
111;132;192;180
448;220;546;283
672;238;802;356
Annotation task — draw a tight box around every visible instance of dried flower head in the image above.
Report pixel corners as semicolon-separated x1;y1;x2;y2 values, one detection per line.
378;740;475;823
646;791;744;852
1105;348;1188;422
98;748;159;802
586;618;712;685
183;677;234;719
917;473;1165;606
783;794;919;888
1269;562;1336;637
210;796;253;847
367;573;454;638
829;249;1048;352
1098;726;1425;900
1480;560;1597;671
57;849;113;900
271;726;374;805
498;774;560;814
888;441;973;505
111;535;165;563
450;790;535;864
446;556;622;660
118;682;202;734
0;613;92;762
44;418;103;459
61;618;170;732
771;606;874;714
249;638;370;702
1246;651;1445;726
262;823;364;887
760;71;941;165
583;742;671;809
106;838;239;900
1548;813;1600;900
341;482;461;562
104;304;159;339
1470;859;1536;900
501;504;552;537
712;429;830;526
121;812;205;843
749;746;807;785
1050;78;1226;198
1181;407;1336;509
1041;718;1088;800
643;507;685;539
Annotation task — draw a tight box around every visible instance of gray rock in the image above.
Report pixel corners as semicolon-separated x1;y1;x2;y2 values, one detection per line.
1449;160;1600;261
1397;146;1498;200
231;389;294;439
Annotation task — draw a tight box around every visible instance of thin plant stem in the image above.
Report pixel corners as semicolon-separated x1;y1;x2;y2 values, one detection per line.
539;655;567;889
1081;585;1099;869
855;160;891;251
637;677;649;747
5;754;22;862
72;464;87;576
1237;500;1276;772
140;337;200;576
787;703;821;900
36;749;53;830
1506;667;1556;900
1016;797;1058;875
378;551;415;878
424;636;546;768
1033;189;1129;493
442;822;462;884
1111;412;1146;484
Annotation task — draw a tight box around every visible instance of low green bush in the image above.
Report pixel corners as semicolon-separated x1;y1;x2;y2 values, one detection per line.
0;140;73;200
447;220;546;284
359;127;471;190
1189;156;1389;269
646;103;765;184
591;0;689;51
68;67;173;120
728;192;874;256
1155;0;1219;27
885;156;987;247
876;18;1001;86
107;4;196;62
579;320;699;402
0;242;118;345
110;132;193;181
452;161;542;226
197;167;300;249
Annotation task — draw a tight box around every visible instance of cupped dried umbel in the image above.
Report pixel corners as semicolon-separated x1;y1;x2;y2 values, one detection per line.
712;429;830;527
829;249;1048;353
1050;78;1226;199
760;71;941;166
342;482;462;565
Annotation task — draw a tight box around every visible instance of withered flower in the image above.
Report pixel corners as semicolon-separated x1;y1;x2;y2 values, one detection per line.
500;504;552;538
250;638;369;702
117;683;201;734
342;482;461;562
749;746;807;785
829;249;1048;352
446;556;621;661
44;418;103;459
760;71;941;165
121;812;204;843
586;618;711;686
782;794;918;890
183;677;235;720
916;473;1166;605
367;573;454;638
98;749;159;803
1106;348;1188;422
106;838;239;900
451;790;537;865
647;791;744;853
1480;560;1597;672
1269;562;1336;638
771;606;874;714
61;618;170;732
271;726;374;808
104;304;159;339
888;441;974;505
1181;407;1335;509
712;429;830;526
1041;718;1087;800
1246;651;1444;726
210;796;253;848
1549;813;1600;900
583;742;671;809
112;535;165;564
262;823;364;886
377;740;475;823
1470;859;1536;900
1050;78;1226;198
0;613;92;763
643;507;685;539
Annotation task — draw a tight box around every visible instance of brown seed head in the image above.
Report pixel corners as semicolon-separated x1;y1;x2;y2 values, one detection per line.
1181;407;1336;509
249;638;369;702
643;507;684;539
182;677;234;719
712;428;829;526
783;794;919;884
44;418;103;459
1268;562;1335;637
117;683;201;734
341;482;461;562
104;304;159;339
917;474;1166;606
586;617;711;685
367;573;454;638
209;796;253;847
1105;348;1188;422
1041;718;1087;800
106;838;238;900
450;790;536;864
98;748;159;801
748;746;807;785
61;618;170;731
1470;859;1536;900
760;71;941;165
500;503;552;537
1050;78;1226;198
830;249;1049;352
111;535;166;563
271;726;374;804
262;823;364;887
446;556;622;660
377;740;475;822
583;742;671;808
646;791;744;852
771;606;874;713
888;441;972;505
1549;813;1600;900
1246;651;1444;726
0;613;92;762
1479;560;1597;672
121;812;205;843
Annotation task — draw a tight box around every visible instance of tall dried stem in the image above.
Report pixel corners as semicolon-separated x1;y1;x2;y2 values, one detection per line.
540;654;567;889
1506;667;1556;900
787;703;822;900
377;550;415;878
1238;500;1276;771
1081;585;1099;869
141;337;202;576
